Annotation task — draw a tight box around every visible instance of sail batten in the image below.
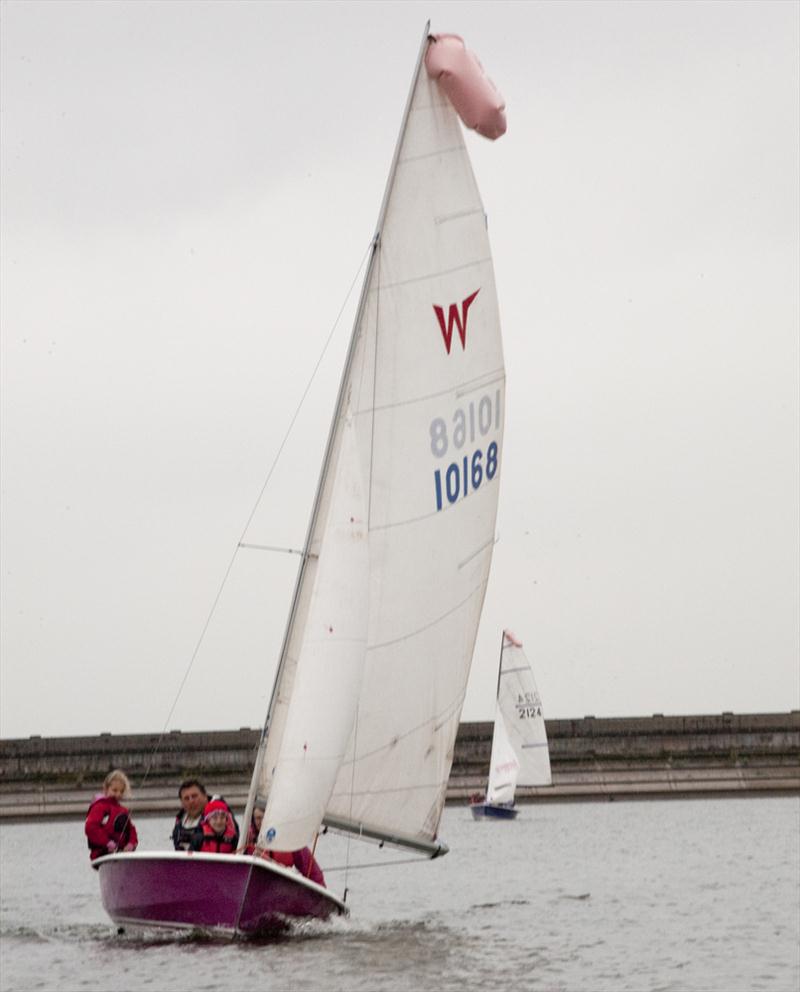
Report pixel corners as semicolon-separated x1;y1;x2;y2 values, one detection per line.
367;259;493;292
353;367;504;417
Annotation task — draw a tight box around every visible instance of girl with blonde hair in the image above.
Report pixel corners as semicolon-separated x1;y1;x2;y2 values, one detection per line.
84;769;138;861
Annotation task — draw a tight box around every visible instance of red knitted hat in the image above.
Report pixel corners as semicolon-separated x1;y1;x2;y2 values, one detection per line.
203;799;228;819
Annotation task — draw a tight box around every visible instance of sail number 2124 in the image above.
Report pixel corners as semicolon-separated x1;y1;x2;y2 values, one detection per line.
430;390;501;512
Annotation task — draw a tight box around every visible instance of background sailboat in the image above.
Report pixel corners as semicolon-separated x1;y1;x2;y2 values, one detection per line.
93;28;508;936
470;630;552;820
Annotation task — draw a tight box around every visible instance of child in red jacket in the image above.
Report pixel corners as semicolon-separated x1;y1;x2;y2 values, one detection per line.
199;799;238;853
85;769;138;861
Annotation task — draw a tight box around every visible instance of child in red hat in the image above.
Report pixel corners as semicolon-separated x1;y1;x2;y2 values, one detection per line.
199;798;238;853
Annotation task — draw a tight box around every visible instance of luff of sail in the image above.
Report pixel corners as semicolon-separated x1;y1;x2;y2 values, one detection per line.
250;29;506;855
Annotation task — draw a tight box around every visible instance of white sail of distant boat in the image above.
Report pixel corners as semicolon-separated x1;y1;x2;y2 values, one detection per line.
471;630;551;819
93;26;509;934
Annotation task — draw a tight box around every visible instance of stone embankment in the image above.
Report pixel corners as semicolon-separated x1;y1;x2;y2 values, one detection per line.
1;711;797;819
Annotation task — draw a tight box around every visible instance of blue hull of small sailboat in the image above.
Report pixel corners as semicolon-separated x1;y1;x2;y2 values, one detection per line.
469;802;518;820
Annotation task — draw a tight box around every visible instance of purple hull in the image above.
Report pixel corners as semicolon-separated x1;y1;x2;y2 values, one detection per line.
469;801;518;820
94;852;346;936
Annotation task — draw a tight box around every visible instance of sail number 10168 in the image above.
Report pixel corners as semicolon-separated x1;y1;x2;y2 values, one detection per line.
429;390;501;512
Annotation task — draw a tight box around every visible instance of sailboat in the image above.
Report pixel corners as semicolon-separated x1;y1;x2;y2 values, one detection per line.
93;27;508;936
470;631;552;820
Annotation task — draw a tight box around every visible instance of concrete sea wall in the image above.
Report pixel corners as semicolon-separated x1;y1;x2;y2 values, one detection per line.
1;711;797;819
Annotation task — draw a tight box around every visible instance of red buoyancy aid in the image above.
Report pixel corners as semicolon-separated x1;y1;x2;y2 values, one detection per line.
242;841;325;887
199;827;237;853
85;795;138;861
199;800;237;853
265;849;294;867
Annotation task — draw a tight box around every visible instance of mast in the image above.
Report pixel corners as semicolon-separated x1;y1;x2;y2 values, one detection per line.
241;23;433;846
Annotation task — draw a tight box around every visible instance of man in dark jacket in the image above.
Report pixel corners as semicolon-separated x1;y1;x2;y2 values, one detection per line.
171;779;208;851
171;779;240;851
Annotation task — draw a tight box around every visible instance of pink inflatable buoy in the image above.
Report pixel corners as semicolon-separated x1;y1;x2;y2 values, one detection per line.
424;33;507;140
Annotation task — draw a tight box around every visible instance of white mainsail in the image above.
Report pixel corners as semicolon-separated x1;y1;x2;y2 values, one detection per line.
248;29;506;854
486;631;551;805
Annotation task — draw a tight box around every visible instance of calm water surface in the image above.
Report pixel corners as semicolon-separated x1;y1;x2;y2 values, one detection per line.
1;797;798;991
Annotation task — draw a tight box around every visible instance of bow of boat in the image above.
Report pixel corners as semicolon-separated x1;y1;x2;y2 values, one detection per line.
93;851;346;936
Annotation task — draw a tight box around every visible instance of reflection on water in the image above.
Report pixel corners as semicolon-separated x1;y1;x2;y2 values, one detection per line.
1;797;798;991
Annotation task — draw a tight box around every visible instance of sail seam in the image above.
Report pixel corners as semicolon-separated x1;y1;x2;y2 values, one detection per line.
370;255;493;291
368;577;487;651
399;144;465;164
455;371;506;398
435;208;484;225
353;368;505;417
458;536;496;570
332;683;468;768
333;724;464;777
368;478;497;533
331;782;445;798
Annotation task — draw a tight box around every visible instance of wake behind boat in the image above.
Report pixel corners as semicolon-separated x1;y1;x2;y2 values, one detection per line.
470;631;552;820
94;26;508;937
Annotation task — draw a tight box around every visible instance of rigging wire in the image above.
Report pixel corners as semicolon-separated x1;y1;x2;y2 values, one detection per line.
131;238;375;801
324;856;434;873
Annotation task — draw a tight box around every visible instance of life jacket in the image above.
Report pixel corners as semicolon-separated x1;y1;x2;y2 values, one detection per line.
265;849;294;868
200;827;237;854
199;799;237;853
85;795;137;861
172;811;205;852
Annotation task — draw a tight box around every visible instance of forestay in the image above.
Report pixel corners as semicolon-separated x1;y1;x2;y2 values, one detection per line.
249;30;506;855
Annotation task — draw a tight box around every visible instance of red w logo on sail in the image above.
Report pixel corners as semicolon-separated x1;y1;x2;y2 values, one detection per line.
433;289;480;354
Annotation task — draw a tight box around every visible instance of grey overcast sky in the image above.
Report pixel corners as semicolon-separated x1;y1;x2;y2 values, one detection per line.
1;0;798;739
